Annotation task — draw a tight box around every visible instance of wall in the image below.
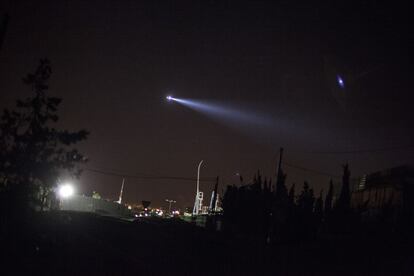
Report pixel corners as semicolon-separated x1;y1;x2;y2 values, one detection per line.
60;195;131;218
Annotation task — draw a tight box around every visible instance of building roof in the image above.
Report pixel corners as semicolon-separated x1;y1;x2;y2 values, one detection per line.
365;165;414;188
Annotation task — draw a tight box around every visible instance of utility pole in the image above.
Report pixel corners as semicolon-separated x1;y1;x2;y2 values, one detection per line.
276;148;284;179
275;147;284;194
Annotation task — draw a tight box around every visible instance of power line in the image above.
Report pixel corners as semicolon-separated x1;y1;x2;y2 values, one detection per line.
83;167;216;182
284;162;342;179
302;145;414;155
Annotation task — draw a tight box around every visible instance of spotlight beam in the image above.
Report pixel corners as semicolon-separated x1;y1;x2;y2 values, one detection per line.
170;98;273;127
165;96;341;152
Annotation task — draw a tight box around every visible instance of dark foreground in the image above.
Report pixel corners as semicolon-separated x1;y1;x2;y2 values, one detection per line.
1;212;413;275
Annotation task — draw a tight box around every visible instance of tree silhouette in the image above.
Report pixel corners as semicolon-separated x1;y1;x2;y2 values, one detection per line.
288;183;295;206
314;190;324;219
324;179;334;215
297;181;315;213
330;164;355;234
294;181;316;240
275;168;288;202
0;59;89;217
336;164;351;211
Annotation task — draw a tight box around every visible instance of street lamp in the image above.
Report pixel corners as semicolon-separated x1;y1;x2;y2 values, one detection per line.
193;160;204;215
196;160;203;195
58;183;74;198
165;199;176;214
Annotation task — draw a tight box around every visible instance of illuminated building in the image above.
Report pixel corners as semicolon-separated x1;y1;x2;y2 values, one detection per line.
351;165;414;220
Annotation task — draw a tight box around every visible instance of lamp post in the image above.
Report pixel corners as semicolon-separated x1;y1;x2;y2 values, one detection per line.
193;160;204;215
165;199;176;214
196;160;203;195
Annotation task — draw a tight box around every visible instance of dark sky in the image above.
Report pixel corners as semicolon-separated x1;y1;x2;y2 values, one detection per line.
1;1;413;208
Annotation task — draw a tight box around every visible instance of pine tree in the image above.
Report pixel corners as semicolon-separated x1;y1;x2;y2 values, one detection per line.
263;177;269;192
336;163;351;211
324;179;334;215
297;181;315;213
288;183;296;205
0;59;89;213
314;190;324;217
255;170;262;190
275;169;288;202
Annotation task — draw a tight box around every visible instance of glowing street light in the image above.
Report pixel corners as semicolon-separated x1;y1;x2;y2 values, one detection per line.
193;160;204;215
166;95;173;101
58;183;74;198
165;199;176;214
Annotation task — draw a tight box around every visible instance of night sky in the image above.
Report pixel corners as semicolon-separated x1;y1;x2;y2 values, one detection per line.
1;1;413;208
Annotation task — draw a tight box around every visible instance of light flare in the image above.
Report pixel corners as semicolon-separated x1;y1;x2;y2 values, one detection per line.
58;183;74;198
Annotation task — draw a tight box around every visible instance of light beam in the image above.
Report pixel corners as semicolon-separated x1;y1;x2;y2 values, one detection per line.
171;98;273;127
165;96;333;152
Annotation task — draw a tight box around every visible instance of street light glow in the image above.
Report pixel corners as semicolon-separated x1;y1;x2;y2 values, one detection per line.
166;95;173;101
58;183;74;198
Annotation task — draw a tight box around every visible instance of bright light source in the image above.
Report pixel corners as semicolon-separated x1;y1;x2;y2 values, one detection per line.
337;75;345;89
166;95;173;101
58;184;74;198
